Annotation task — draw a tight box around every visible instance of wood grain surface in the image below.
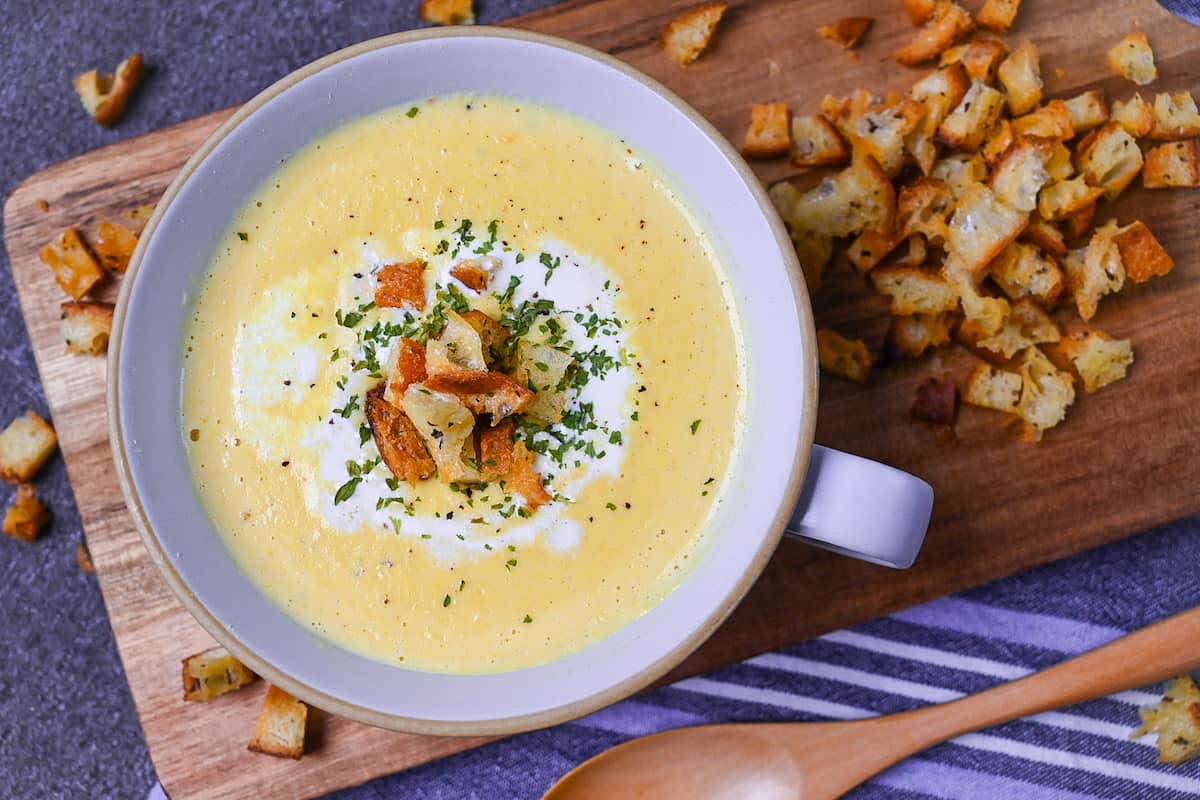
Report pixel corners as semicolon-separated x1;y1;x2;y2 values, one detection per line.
4;1;1199;797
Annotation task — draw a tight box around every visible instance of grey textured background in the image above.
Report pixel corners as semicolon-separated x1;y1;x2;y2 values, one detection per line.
0;2;551;797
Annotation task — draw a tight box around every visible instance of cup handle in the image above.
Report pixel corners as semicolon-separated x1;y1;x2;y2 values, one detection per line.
784;445;933;569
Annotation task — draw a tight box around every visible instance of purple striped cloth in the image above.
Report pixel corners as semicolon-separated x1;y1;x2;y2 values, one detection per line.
147;518;1200;799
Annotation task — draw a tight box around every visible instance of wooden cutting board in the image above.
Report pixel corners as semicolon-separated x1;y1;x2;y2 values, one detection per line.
5;1;1199;797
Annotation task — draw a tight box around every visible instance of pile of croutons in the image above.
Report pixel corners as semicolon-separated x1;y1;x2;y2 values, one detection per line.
744;1;1195;441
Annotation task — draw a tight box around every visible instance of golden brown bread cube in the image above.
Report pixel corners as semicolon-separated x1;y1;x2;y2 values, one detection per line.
1021;215;1067;256
988;241;1064;306
1150;92;1200;140
1059;331;1133;393
0;411;58;484
1011;100;1075;140
895;1;974;66
248;685;307;759
890;312;957;358
1073;123;1143;201
1063;90;1109;134
660;3;727;67
73;53;143;127
990;137;1053;213
1111;93;1155;137
742;103;791;158
817;329;874;383
39;228;104;301
61;301;115;356
1062;224;1124;322
789;115;850;167
945;182;1028;275
817;17;873;50
997;40;1042;116
1037;176;1104;222
981;119;1014;166
94;220;139;274
182;645;257;702
907;64;970;174
419;0;474;25
1016;346;1075;442
1135;675;1200;765
977;0;1021;32
1144;140;1200;188
1112;220;1174;283
939;38;1008;85
3;484;49;542
937;81;1005;152
375;261;426;310
1108;32;1157;87
903;0;936;25
963;362;1022;414
970;297;1060;360
872;265;959;315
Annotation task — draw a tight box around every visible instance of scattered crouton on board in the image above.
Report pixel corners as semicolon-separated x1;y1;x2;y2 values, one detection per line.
73;54;143;127
4;484;49;542
248;686;308;759
660;3;727;67
0;411;58;484
419;0;474;25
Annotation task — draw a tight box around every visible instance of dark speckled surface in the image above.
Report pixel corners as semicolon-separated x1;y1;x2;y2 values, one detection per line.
0;2;552;797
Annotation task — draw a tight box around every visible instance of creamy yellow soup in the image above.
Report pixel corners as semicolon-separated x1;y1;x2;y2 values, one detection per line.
182;94;745;673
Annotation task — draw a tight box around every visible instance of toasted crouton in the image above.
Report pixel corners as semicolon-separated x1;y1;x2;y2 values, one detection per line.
39;228;104;300
60;301;115;356
1044;140;1074;181
907;64;971;173
365;388;435;485
840;96;926;176
946;183;1028;274
460;310;511;369
818;17;873;49
181;645;257;702
1108;32;1157;87
903;0;936;25
94;221;139;274
931;152;990;198
0;411;57;484
890;312;957;357
895;1;974;66
478;418;516;483
3;484;49;542
248;686;307;759
660;3;727;67
384;338;429;406
1144;141;1200;188
937;80;1005;151
509;441;552;510
963;362;1022;413
1111;93;1155;137
72;53;143;127
1063;222;1125;321
426;310;488;375
817;329;874;382
872;265;960;314
1063;202;1097;240
780;156;896;240
424;368;533;423
1112;220;1174;283
768;182;833;287
847;229;902;273
450;257;497;292
375;261;426;310
1073;122;1143;201
981;119;1014;166
1135;675;1200;765
401;384;479;483
1037;176;1104;222
1021;214;1067;256
997;41;1042;116
1012;100;1075;140
989;241;1064;305
939;38;1009;84
977;0;1020;32
1063;90;1110;134
789;115;850;166
1059;331;1133;392
742;103;791;158
1150;92;1200;140
911;378;959;425
971;297;1060;359
76;541;94;573
991;137;1053;212
944;258;1011;335
419;0;474;25
1017;346;1075;441
898;177;955;243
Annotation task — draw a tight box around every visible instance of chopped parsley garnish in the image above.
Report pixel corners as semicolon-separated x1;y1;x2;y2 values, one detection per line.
451;218;475;256
473;219;499;255
443;593;451;607
333;394;360;419
505;559;518;569
540;251;561;284
334;477;361;504
236;231;248;241
434;219;444;229
605;502;617;511
523;614;533;624
359;424;372;446
691;419;702;435
406;106;419;118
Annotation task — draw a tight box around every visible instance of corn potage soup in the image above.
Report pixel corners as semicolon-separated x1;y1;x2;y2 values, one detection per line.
182;94;745;673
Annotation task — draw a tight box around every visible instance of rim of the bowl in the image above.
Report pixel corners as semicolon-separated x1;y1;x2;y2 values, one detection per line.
107;25;818;736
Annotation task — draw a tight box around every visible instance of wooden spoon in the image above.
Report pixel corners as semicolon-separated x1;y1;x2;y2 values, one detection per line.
544;606;1200;800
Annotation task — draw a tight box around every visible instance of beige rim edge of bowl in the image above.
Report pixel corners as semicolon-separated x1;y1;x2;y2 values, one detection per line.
106;25;819;737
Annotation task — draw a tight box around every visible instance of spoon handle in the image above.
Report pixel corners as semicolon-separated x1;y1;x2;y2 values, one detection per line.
896;605;1200;745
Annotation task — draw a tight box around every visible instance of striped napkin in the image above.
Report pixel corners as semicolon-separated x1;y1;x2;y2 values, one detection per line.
139;517;1200;799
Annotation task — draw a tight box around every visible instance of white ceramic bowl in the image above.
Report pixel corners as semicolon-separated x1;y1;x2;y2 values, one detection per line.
111;27;818;735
